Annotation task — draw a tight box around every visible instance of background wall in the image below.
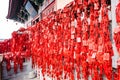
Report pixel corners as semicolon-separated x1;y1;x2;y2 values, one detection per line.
56;0;74;10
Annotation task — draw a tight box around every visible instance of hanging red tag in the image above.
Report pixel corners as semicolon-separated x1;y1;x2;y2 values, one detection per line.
116;2;120;23
89;43;93;50
71;26;75;34
98;45;103;53
103;53;110;61
74;52;76;59
76;37;81;42
71;21;75;27
92;52;96;59
71;34;75;39
92;43;97;52
114;27;120;33
88;39;93;50
94;2;100;10
82;40;88;46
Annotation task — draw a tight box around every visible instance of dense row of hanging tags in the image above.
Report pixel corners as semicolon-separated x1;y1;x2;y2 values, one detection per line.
1;0;120;80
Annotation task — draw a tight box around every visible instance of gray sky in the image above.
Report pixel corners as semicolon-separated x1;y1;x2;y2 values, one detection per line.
0;0;23;39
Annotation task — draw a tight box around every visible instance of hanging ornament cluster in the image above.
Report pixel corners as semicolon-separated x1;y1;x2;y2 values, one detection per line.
114;27;120;79
0;39;11;71
114;1;120;55
11;27;30;73
116;1;120;23
3;27;31;73
114;27;120;54
113;1;120;80
0;39;11;53
27;0;113;79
